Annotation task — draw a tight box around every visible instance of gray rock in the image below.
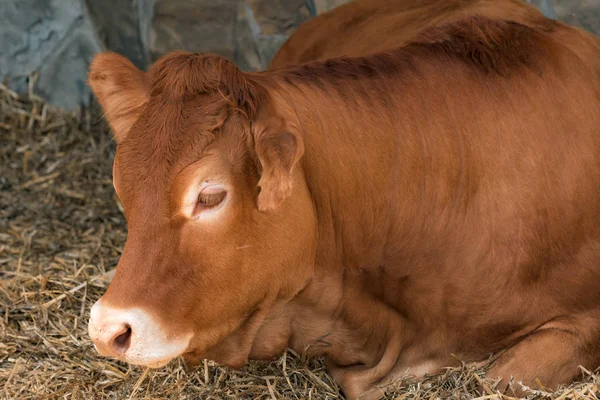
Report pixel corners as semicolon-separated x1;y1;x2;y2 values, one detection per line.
0;0;96;101
526;0;600;36
313;0;350;14
526;0;558;18
150;0;238;62
243;0;312;68
253;33;289;69
138;0;155;61
245;0;311;35
234;0;262;71
35;16;102;109
552;0;600;36
0;0;154;109
83;0;150;69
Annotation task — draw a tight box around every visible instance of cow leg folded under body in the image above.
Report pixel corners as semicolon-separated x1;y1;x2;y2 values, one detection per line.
487;315;600;396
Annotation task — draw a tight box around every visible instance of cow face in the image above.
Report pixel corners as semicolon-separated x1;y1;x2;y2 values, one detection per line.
86;51;317;368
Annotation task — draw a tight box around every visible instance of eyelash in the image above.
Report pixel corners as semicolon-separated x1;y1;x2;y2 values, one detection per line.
191;184;228;219
197;191;227;208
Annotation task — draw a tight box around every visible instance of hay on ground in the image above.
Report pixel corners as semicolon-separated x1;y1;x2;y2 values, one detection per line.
0;83;599;399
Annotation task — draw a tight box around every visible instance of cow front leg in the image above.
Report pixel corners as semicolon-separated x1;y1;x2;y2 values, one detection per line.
487;319;600;396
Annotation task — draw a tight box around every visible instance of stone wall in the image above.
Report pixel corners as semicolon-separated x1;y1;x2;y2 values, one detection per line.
0;0;597;109
0;0;349;109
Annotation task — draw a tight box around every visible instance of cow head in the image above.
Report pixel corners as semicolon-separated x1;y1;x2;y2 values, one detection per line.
87;51;317;368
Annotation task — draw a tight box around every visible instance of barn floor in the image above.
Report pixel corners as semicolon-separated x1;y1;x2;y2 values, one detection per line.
1;82;600;398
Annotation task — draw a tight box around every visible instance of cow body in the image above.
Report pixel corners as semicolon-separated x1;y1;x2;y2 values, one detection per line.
87;1;600;399
270;0;558;69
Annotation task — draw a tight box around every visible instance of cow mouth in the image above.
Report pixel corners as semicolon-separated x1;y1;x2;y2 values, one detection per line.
180;349;205;368
177;300;273;370
118;348;185;369
179;342;250;370
127;356;174;369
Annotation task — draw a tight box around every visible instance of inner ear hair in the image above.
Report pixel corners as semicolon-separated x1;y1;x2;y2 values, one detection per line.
87;52;149;142
250;102;304;212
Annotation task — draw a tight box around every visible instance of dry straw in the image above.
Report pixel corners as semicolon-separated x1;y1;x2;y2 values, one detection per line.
1;82;598;399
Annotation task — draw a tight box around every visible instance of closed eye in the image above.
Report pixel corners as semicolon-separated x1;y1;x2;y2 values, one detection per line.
198;191;226;208
193;186;227;217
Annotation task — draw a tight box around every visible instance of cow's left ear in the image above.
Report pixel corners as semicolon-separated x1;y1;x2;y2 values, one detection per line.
88;52;149;143
251;116;304;213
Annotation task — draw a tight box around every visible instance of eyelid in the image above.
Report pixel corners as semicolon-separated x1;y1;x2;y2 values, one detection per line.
194;194;227;219
179;181;230;221
197;187;227;209
200;184;226;195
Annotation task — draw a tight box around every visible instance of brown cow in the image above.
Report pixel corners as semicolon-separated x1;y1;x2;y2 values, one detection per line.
270;0;563;69
87;3;600;400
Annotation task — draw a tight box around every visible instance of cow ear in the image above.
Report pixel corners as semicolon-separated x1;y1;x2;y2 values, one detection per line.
88;52;149;143
252;121;304;212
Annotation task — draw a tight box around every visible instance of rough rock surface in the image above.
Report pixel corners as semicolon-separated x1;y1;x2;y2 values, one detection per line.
313;0;350;14
0;0;598;109
150;0;238;62
244;0;313;66
0;0;101;109
552;0;600;37
84;0;151;70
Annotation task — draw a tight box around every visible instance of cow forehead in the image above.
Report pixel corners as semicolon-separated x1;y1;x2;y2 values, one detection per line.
115;99;222;190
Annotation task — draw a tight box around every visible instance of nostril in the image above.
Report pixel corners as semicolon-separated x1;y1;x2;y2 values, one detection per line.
112;324;132;353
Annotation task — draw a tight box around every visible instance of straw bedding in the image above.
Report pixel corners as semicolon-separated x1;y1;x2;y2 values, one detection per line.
1;82;599;399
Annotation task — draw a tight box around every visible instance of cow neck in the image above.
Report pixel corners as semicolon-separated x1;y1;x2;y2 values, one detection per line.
250;73;415;392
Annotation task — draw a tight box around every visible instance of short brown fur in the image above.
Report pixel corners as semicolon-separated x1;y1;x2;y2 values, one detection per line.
88;2;600;400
